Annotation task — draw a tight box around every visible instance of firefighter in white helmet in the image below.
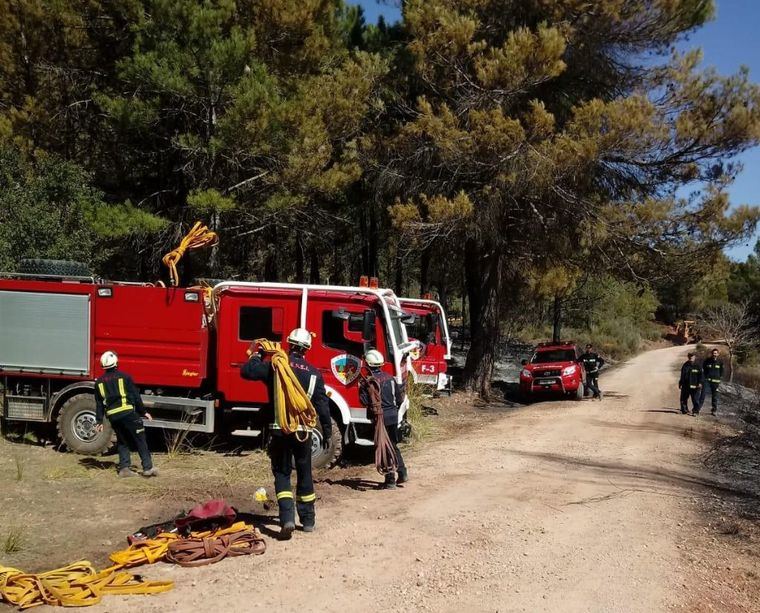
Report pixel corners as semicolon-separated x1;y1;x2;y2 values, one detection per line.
360;349;408;489
240;328;332;539
94;351;157;478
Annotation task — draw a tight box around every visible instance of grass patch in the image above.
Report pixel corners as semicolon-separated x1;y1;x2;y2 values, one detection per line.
405;380;434;444
3;526;25;554
163;415;200;459
44;464;90;481
13;454;27;481
219;452;270;489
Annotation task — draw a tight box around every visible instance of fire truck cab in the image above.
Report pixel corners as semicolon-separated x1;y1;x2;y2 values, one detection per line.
0;270;414;468
399;298;452;393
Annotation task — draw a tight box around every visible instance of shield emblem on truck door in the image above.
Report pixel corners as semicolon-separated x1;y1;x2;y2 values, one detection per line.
331;354;362;385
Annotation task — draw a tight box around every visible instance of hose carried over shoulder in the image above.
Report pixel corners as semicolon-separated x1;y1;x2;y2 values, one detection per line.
162;221;219;287
256;339;317;441
361;373;399;475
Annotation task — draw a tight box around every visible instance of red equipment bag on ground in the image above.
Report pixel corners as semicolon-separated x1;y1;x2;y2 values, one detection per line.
128;499;237;544
174;499;237;533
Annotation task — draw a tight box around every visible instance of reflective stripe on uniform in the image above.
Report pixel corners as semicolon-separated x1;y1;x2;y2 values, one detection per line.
118;378;129;407
297;493;316;503
97;383;106;399
106;405;133;416
276;491;294;500
136;428;144;434
307;375;316;399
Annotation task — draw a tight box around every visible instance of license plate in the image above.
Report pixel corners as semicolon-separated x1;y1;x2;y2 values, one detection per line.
539;379;554;385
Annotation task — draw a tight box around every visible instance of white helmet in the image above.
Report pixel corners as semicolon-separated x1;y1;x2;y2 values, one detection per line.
100;351;118;369
287;328;313;350
365;349;384;368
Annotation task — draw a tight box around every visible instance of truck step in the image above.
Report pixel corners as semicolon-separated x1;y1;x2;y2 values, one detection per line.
230;406;261;413
230;429;262;437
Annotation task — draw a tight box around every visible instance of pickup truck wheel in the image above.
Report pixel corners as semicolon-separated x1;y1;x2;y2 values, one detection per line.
311;417;341;469
57;394;112;455
575;383;585;401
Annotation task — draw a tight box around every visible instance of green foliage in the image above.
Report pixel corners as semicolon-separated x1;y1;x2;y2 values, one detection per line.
187;189;237;214
0;145;100;269
0;144;165;271
520;276;661;360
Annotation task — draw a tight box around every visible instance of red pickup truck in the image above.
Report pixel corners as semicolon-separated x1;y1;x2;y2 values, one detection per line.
519;341;586;401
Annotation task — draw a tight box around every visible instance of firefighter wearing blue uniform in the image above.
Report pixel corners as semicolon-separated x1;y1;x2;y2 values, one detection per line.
94;351;157;478
359;349;408;489
240;328;332;539
678;352;704;415
701;348;724;416
579;344;605;400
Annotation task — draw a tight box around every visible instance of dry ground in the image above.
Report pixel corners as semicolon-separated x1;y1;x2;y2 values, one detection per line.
1;345;759;612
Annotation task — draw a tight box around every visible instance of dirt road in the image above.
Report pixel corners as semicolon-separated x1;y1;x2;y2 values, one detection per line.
93;345;753;612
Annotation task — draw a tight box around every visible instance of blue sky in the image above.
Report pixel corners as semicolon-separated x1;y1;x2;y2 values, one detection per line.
354;0;760;261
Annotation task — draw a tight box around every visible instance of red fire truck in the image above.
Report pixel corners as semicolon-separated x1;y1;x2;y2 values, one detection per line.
0;268;415;467
399;297;452;393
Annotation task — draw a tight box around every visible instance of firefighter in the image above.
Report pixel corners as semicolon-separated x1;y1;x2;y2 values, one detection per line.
94;351;157;478
240;328;332;539
579;343;605;400
359;349;408;489
701;348;724;416
678;352;704;415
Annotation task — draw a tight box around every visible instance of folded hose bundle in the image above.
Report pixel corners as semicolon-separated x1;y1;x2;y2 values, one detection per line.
256;339;318;441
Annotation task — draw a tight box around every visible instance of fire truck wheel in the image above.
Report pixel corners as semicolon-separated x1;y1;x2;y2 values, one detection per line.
17;258;92;277
311;417;341;469
57;395;113;455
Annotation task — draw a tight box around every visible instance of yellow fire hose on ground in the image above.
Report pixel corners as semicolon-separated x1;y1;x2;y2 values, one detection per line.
253;340;318;441
0;522;265;609
0;562;171;609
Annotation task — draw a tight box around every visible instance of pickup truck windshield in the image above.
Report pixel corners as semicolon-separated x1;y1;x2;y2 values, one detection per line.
532;349;575;364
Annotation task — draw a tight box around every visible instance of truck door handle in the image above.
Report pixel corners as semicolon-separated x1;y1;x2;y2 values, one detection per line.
230;362;244;367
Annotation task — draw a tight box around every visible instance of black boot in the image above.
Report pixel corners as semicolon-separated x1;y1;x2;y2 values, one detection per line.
396;468;409;485
382;473;397;489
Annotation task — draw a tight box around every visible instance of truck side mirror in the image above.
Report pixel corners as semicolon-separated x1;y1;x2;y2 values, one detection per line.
362;310;376;342
401;312;416;325
331;309;350;321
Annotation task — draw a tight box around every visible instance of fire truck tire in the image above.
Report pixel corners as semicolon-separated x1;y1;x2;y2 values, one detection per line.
18;258;92;277
311;417;342;469
57;395;113;455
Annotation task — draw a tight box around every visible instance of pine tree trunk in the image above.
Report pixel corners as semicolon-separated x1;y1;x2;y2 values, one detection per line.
552;295;562;342
369;204;378;277
309;247;321;284
462;239;502;398
295;237;305;283
420;244;431;296
359;206;369;275
264;229;278;281
394;246;404;294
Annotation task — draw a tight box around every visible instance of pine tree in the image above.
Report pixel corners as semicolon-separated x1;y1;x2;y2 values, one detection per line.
379;0;760;396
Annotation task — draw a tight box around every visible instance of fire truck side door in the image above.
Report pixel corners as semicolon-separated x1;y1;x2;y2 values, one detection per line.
216;294;300;403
